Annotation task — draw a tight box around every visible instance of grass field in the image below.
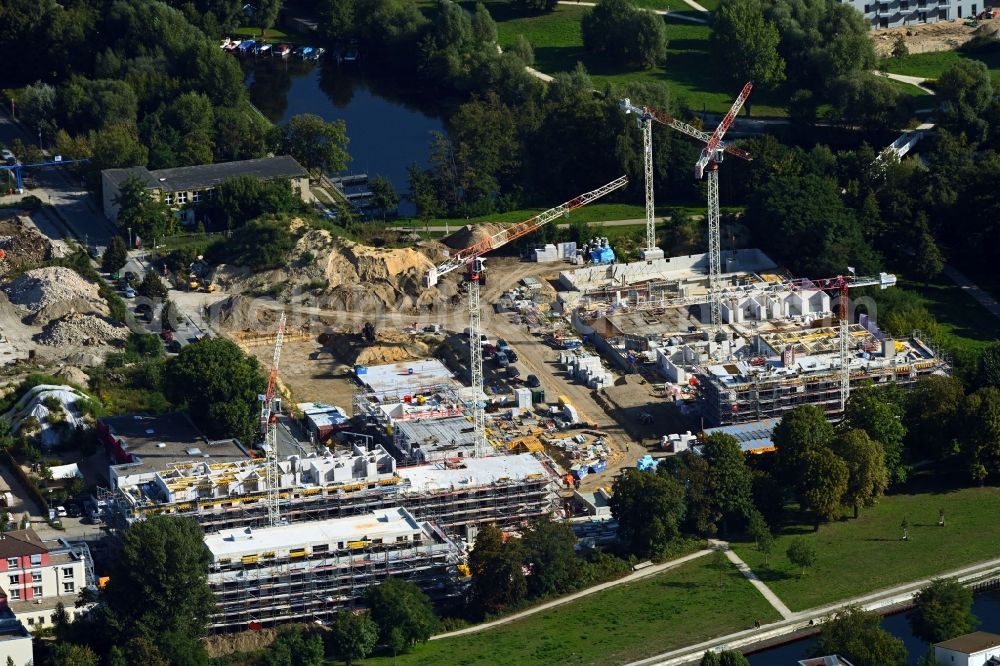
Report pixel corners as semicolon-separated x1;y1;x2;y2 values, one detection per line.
492;4;787;115
882;49;1000;85
421;202;735;227
731;473;1000;612
364;555;781;666
900;274;1000;363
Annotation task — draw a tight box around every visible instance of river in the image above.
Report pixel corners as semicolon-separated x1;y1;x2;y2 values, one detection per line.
242;56;447;215
746;589;1000;664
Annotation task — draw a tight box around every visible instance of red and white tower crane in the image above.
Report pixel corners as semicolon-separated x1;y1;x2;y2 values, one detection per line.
425;177;628;457
260;312;287;527
622;83;753;326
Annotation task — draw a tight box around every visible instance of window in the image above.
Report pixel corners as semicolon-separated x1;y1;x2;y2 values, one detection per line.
29;554;40;566
164;193;174;206
62;567;73;579
176;191;188;205
9;575;19;585
206;188;215;200
192;190;201;203
31;572;41;583
26;618;33;625
62;582;74;594
6;558;17;569
32;586;42;598
10;589;19;600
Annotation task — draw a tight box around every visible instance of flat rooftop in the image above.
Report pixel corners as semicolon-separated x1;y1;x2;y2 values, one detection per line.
935;630;1000;652
356;359;456;396
103;156;307;193
396;416;477;449
398;453;551;494
205;507;426;560
101;413;250;480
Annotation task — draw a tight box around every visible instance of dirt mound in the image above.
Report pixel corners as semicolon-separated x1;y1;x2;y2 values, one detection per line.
214;227;459;313
442;223;506;250
3;267;106;319
56;365;90;387
320;328;429;365
0;218;53;275
975;21;1000;38
35;313;129;347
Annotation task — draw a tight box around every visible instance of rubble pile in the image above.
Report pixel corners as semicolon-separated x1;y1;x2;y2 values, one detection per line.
0;218;53;275
36;313;129;347
3;266;106;317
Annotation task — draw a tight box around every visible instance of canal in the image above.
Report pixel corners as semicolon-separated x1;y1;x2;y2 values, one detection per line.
747;589;1000;664
243;57;448;215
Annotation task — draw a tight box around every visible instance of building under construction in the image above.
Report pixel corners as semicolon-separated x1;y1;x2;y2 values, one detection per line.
110;443;556;540
205;507;464;632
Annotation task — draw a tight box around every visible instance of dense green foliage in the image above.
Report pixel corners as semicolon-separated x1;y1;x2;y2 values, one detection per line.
207;218;296;271
100;236;128;273
328;613;378;666
812;605;907;666
581;0;668;70
609;468;686;557
114;175;177;245
909;577;977;644
709;0;784;89
199;176;304;230
363;579;439;654
163;337;267;444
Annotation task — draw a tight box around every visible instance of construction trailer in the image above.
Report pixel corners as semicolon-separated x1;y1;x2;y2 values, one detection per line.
111;446;556;541
205;507;464;632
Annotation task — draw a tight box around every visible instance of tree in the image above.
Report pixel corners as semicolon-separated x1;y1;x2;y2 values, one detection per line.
471;3;497;43
521;519;579;598
90;124;148;179
798;447;848;524
700;652;721;666
786;538;816;576
101;236;128;273
905;376;964;461
103;516;214;659
772;404;834;491
746;510;771;553
937;59;993;142
891;34;908;59
977;342;1000;389
719;651;751;666
958;387;1000;482
842;386;908;484
46;643;98;666
581;0;667;69
201;175;300;230
137;271;168;299
363;578;438;654
261;626;325;666
281;113;351;173
255;0;281;35
368;176;399;222
609;468;686;558
328;612;378;666
511;0;558;12
113;175;176;245
163;337;267;444
702;432;753;533
211;219;295;271
828;72;901;133
835;429;889;519
811;605;907;666
709;0;785;90
468;524;527;617
909;578;977;644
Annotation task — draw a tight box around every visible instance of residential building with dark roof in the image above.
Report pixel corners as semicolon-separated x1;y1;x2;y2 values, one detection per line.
935;631;1000;666
101;155;311;227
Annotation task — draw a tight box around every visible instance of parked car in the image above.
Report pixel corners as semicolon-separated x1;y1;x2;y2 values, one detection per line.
496;338;511;352
167;340;182;353
526;374;540;388
1;149;16;166
495;351;510;368
483;344;497;357
506;365;520;380
506;350;519;363
123;287;136;299
160;329;174;342
55;506;67;518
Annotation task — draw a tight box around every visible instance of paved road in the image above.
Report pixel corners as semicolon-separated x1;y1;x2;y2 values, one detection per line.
557;0;709;20
943;264;1000;321
874;70;936;95
432;547;714;640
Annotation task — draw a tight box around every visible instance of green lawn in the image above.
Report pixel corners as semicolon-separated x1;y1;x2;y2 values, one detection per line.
418;203;741;227
902;275;1000;360
882;50;1000;85
492;5;786;115
363;555;781;666
731;474;1000;612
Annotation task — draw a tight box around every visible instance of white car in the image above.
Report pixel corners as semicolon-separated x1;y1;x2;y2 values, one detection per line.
0;149;15;166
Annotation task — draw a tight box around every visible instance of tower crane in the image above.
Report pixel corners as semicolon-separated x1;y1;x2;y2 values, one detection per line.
260;312;287;527
425;177;628;457
623;83;754;326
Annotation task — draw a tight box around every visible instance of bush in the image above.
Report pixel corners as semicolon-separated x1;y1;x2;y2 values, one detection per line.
581;0;667;69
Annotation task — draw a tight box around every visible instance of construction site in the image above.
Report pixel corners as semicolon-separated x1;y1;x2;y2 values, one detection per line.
205;507;465;631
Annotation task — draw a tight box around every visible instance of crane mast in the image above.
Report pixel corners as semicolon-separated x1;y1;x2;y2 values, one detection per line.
426;178;629;456
260;312;287;527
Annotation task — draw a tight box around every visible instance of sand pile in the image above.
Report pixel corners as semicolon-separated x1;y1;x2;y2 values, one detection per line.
213;227;459;313
318;328;428;365
3;267;106;319
443;223;506;250
0;218;53;276
36;313;129;347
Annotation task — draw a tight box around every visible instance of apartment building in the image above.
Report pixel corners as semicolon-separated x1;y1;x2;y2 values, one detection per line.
844;0;982;28
0;529;94;631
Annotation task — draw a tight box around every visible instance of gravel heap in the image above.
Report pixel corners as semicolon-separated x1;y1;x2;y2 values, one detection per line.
35;313;129;347
3;267;104;316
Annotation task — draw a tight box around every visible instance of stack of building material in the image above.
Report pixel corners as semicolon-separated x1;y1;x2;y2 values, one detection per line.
534;244;559;262
514;388;532;410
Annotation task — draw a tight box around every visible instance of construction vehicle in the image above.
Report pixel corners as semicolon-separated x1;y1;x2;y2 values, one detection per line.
424;177;628;457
